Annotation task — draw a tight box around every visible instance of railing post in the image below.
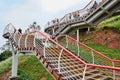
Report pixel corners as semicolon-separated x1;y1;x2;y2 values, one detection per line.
66;35;68;48
77;43;80;56
55;38;58;48
55;38;58;43
91;50;94;64
18;35;22;48
112;62;116;80
43;39;48;58
10;41;18;79
34;33;36;48
82;65;87;80
13;33;16;42
58;49;63;73
42;37;44;45
25;34;28;48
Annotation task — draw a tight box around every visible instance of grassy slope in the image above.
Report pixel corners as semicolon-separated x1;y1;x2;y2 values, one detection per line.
18;55;54;80
99;15;120;31
87;43;120;60
0;54;25;80
0;54;24;74
0;54;54;80
0;57;12;74
0;57;12;80
85;15;120;60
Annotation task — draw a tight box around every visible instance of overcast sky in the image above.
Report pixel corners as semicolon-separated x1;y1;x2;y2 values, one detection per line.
0;0;90;50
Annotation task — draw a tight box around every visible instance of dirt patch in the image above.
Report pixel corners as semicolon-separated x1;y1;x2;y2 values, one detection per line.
0;70;11;80
79;28;120;49
0;55;31;80
93;28;120;49
40;77;46;80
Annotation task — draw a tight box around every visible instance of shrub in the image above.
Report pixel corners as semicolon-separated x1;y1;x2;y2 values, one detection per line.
0;50;12;61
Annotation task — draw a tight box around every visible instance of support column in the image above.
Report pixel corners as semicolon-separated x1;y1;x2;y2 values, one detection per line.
86;27;90;34
52;28;55;35
12;51;18;77
58;49;63;73
9;41;18;79
77;29;80;56
77;29;79;42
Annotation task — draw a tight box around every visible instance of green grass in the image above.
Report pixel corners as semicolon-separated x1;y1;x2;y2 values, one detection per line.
0;54;24;74
0;54;54;80
87;43;120;60
18;55;54;80
0;57;12;74
99;15;120;31
17;69;31;80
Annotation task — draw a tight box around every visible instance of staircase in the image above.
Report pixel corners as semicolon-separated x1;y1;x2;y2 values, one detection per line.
3;25;120;79
55;35;120;67
45;0;120;37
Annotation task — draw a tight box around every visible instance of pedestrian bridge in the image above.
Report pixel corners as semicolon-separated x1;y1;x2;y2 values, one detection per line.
3;23;120;80
45;0;120;37
2;0;120;79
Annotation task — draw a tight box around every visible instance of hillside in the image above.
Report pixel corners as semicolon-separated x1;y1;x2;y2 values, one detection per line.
77;15;120;59
1;15;120;80
0;54;25;80
0;55;54;80
18;55;54;80
82;15;120;48
99;15;120;30
80;28;120;49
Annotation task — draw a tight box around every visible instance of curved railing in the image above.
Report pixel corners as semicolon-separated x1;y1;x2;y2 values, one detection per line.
4;28;120;79
55;34;120;68
45;0;107;36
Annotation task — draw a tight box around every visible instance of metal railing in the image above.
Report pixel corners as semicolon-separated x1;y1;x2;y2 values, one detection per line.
6;30;120;79
55;35;120;68
45;0;108;36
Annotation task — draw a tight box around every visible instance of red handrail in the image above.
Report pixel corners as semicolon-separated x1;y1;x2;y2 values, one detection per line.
13;30;120;71
35;30;87;64
45;0;94;33
55;34;120;63
30;30;120;71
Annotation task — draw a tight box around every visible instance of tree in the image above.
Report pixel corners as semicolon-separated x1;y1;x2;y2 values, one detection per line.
0;50;12;61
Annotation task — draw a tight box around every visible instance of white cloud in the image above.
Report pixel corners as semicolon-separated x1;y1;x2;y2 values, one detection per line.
2;0;42;31
0;0;91;48
0;1;3;6
41;0;89;13
2;0;90;32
